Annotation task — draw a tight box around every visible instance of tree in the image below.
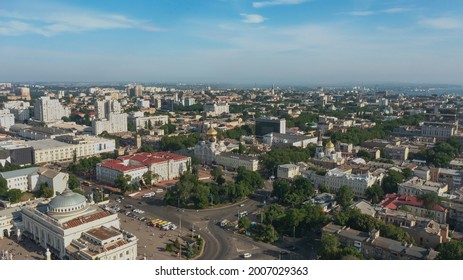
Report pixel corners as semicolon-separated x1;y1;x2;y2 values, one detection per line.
336;186;354;208
211;167;224;181
38;183;54;198
0;177;7;197
142;171;153;186
365;184;384;204
68;174;80;190
140;145;155;153
238;217;251;231
7;189;22;203
356;150;373;161
437;240;463;260
418;193;441;210
319;234;341;260
114;174;132;194
318;184;330;193
382;169;404;194
253;223;278;243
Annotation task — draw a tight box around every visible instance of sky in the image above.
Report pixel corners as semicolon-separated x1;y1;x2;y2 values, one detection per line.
0;0;463;85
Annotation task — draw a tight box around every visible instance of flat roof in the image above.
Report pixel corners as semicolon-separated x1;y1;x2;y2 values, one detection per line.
27;139;72;150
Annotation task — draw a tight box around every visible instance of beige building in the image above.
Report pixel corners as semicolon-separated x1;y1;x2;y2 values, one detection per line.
325;168;381;198
277;164;300;179
29;136;116;164
398;177;448;196
323;223;439;260
384;145;409;161
215;153;260;171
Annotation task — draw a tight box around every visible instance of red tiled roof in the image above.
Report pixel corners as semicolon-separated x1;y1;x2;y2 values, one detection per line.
379;193;446;212
101;152;189;172
62;210;113;229
100;159;147;172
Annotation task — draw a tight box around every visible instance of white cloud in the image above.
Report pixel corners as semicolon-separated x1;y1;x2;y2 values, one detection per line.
252;0;307;8
419;17;463;30
240;13;267;24
347;7;409;17
0;7;162;36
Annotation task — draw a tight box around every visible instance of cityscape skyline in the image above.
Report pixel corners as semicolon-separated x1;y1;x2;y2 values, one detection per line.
1;0;463;85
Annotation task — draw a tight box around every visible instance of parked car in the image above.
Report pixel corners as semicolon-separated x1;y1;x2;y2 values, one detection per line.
242;253;252;259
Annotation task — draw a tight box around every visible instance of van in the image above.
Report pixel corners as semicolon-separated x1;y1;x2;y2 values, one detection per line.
238;211;248;218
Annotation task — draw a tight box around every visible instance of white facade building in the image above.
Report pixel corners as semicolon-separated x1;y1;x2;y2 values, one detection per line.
21;189;138;259
3;101;30;121
34;96;70;123
0;109;15;130
127;112;168;130
136;98;150;109
204;102;229;116
325;168;381;198
92;98;127;135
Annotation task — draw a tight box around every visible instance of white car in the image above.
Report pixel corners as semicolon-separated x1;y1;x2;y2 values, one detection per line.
242;253;252;259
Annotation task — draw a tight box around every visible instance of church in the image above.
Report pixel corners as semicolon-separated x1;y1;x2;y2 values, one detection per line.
193;124;227;164
311;135;345;168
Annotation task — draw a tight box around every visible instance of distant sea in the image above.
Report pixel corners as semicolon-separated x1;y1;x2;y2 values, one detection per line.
401;88;463;96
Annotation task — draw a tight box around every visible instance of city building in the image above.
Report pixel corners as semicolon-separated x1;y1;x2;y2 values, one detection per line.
96;152;191;185
11;124;75;140
203;101;229;116
322;223;439;260
3;101;30;121
20;189;138;259
430;168;463;191
127;112;168;130
255;117;286;137
182;98;196;106
14;87;31;100
136;98;150;109
0;109;15;130
421;113;458;139
29;136;116;164
34;96;70;123
0;166;68;195
398;177;448;196
215;152;260;171
277;164;300;179
324;168;380;198
307;193;336;212
0;140;33;167
384;145;409;161
379;194;447;224
263;132;317;148
92;98;127;135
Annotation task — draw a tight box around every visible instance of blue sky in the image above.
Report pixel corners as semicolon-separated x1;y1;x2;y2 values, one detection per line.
0;0;462;85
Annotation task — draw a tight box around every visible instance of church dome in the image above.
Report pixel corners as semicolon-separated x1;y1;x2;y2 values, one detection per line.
49;189;87;214
207;127;218;136
326;140;335;149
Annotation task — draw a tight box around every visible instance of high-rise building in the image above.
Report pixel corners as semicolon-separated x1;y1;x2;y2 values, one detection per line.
15;87;31;100
0;109;15;130
255;117;286;137
3;101;30;121
34;96;70;123
182;98;196;106
92;98;127;135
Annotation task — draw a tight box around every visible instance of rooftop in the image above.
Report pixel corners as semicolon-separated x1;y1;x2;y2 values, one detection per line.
28;139;72;150
379;194;446;212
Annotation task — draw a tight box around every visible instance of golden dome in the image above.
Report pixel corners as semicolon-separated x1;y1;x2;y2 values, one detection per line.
326;140;335;149
206;127;218;136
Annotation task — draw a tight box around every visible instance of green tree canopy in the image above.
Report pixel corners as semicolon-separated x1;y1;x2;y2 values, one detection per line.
336;186;354;208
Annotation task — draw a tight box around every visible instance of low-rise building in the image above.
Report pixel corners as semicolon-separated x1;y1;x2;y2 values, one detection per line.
324;168;381;198
277;164;300;179
379;194;447;224
20;189;138;259
0;140;33;167
384;145;409;161
0;167;68;195
307;193;336;212
322;223;439;260
215;152;259;171
127;112;168;130
398;177;448;196
96;152;190;185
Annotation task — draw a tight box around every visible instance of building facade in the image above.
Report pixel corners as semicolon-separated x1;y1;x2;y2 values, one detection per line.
215;153;260;171
34;96;70;123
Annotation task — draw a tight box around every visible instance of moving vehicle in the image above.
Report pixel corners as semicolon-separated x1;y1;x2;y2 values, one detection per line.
242;253;252;259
